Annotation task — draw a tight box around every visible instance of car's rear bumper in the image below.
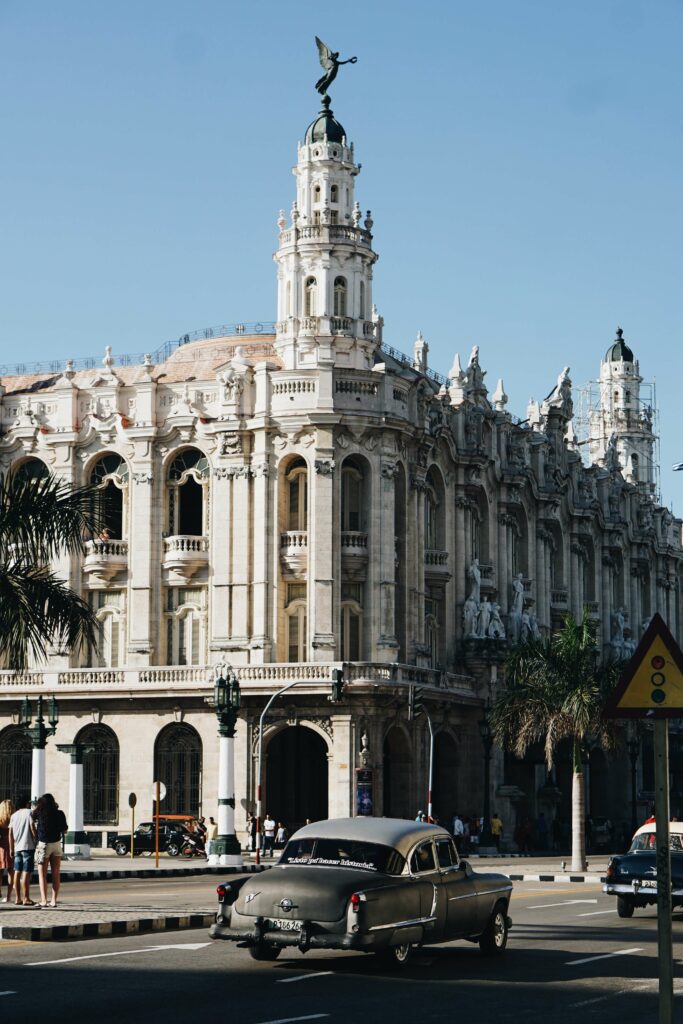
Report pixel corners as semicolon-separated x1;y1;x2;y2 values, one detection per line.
604;883;683;899
209;917;369;951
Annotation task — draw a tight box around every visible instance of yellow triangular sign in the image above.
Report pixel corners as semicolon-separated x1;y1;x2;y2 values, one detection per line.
604;612;683;718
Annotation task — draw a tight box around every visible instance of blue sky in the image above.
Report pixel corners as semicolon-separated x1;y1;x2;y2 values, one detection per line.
1;0;682;507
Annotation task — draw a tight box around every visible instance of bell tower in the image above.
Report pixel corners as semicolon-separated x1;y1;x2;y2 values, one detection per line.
274;97;380;370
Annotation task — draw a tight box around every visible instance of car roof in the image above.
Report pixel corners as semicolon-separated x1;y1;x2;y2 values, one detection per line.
291;817;450;857
634;821;683;837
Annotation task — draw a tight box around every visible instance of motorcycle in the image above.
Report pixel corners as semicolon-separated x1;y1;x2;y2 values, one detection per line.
180;833;206;858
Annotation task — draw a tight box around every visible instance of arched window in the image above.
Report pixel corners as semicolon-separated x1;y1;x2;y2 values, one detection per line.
425;484;439;550
13;458;49;485
341;464;364;533
286;460;308;532
334;277;347;317
154;723;202;817
76;724;119;825
165;587;206;665
88;590;124;667
304;277;317;317
0;726;32;807
425;597;440;668
330;184;338;204
90;453;128;539
286;585;307;662
631;453;639;481
314;184;321;204
341;582;363;660
359;281;365;320
167;448;209;537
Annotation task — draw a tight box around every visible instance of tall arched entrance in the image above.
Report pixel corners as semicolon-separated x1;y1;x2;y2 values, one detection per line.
383;727;412;820
433;732;459;822
0;727;31;807
154;723;202;817
265;726;328;831
76;724;119;825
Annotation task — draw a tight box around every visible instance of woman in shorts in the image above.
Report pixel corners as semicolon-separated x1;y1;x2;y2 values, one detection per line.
32;793;68;907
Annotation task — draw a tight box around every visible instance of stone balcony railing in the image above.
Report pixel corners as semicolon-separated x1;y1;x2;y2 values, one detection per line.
83;538;128;582
0;661;478;703
340;531;369;580
162;535;209;581
585;600;600;618
424;549;450;579
550;587;569;609
280;530;308;577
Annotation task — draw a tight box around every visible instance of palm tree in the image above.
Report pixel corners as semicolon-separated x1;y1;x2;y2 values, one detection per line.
490;612;621;871
0;471;103;669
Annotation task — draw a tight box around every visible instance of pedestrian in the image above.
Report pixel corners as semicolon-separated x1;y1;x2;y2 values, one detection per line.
8;798;36;906
415;809;425;822
461;816;471;855
490;811;503;851
275;822;288;848
248;813;257;852
32;793;68;908
452;813;464;854
0;799;15;902
206;816;218;857
263;812;276;857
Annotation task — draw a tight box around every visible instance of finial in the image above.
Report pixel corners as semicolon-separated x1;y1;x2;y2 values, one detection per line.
449;353;463;380
493;378;508;411
291;200;299;225
616;326;624;340
64;359;75;380
364;210;373;232
277;209;286;231
103;345;114;370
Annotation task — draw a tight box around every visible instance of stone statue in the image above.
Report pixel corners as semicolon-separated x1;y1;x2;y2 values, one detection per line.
520;610;530;642
528;611;542;641
467;558;481;605
488;603;506;639
542;366;573;419
511;572;525;616
622;629;636;659
604;432;620;473
463;594;479;637
477;596;492;638
610;607;626;660
315;37;357;95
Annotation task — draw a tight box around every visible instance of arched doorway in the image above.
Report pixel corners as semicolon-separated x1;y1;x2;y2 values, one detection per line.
433;732;459;822
383;727;412;819
154;723;202;817
0;727;31;807
76;724;119;825
265;726;328;831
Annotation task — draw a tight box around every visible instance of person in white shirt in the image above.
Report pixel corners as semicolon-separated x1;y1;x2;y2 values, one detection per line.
9;800;36;906
452;813;464;855
263;814;276;857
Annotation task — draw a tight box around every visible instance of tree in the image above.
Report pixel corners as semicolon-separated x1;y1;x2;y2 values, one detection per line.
0;472;103;669
490;612;621;871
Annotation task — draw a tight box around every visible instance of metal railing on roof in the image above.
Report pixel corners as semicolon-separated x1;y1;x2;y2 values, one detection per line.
379;342;450;387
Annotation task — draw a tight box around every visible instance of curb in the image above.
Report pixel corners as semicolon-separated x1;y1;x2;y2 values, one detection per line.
36;863;269;885
505;872;605;884
0;912;216;942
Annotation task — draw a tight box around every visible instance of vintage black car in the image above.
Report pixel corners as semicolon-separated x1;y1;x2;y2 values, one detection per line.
603;822;683;917
209;817;513;965
108;820;191;857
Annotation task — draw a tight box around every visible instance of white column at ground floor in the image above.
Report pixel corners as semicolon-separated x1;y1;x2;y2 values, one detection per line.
209;731;242;868
31;746;45;803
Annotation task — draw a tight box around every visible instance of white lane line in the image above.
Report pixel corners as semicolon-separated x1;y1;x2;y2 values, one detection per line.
27;942;210;966
276;971;334;984
528;899;597;909
576;909;618;917
254;1016;330;1024
0;992;17;996
565;946;643;966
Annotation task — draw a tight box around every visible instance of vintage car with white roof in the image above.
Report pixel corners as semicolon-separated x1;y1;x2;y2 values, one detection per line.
209;817;513;965
603;820;683;917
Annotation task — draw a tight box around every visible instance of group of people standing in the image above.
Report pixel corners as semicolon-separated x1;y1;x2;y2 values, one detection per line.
0;794;68;907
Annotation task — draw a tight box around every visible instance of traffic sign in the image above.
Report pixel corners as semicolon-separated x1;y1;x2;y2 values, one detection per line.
151;781;167;801
604;613;683;718
128;792;137;808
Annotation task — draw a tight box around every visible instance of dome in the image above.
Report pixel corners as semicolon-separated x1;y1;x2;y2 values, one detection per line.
304;96;346;145
605;327;634;363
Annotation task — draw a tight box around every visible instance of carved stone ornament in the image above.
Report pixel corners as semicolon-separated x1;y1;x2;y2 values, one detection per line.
315;458;335;476
133;471;153;485
380;460;399;480
219;432;242;456
307;717;334;740
251;462;269;478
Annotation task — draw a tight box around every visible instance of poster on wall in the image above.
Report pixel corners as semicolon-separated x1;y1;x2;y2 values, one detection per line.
356;768;373;816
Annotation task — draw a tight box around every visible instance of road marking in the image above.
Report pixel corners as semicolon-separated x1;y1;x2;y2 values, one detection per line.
565;946;643;966
576;909;618;917
254;1016;330;1024
0;992;17;996
528;899;597;909
276;971;334;984
27;942;210;966
568;986;648;1008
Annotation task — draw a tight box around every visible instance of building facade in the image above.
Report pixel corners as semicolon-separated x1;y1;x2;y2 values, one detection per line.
1;96;682;847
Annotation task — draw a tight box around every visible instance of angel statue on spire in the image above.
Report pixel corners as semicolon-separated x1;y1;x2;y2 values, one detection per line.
315;37;357;95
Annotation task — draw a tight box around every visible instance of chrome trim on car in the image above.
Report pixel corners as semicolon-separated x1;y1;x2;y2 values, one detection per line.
448;887;512;902
367;914;437;932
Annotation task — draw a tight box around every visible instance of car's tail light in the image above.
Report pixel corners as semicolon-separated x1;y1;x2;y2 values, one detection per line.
350;892;363;913
217;884;228;902
606;860;614;880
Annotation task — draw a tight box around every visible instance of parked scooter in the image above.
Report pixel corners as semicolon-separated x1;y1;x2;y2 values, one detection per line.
180;833;206;858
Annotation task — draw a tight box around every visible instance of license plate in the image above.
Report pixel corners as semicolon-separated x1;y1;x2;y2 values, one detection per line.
639;879;657;888
265;918;302;932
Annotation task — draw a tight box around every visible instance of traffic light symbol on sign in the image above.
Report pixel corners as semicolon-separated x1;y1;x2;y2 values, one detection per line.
650;655;666;705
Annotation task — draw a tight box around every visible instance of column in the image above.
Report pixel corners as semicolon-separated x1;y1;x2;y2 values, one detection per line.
127;466;155;665
376;459;398;659
209;465;232;655
310;443;336;661
56;744;91;860
454;497;467;615
411;473;427;663
535;531;546;630
496;512;509;615
230;468;251;648
210;726;242;867
601;552;613;656
31;746;45;803
570;543;582;619
629;564;641;641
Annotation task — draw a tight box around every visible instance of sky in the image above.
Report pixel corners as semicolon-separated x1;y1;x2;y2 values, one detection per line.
1;0;682;508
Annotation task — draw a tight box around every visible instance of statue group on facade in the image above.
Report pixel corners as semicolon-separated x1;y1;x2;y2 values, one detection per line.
463;560;541;644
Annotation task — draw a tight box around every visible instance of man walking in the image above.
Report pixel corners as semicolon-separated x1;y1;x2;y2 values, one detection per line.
9;799;36;906
263;813;276;857
490;811;503;851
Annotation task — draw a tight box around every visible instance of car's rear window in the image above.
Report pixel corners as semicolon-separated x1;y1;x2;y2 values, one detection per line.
280;837;405;874
630;832;683;852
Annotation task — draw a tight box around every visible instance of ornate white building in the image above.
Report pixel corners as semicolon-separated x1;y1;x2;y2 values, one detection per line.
0;94;682;847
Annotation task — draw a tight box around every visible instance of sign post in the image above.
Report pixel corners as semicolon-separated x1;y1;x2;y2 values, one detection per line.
604;612;683;1024
151;782;166;869
128;792;137;860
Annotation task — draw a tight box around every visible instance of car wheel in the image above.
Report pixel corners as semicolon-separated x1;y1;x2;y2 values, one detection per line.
249;943;282;961
617;897;635;918
479;903;509;956
166;842;180;857
376;941;413;967
114;842;128;857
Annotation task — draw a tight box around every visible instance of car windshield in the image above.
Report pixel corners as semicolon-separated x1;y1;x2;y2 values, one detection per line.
630;832;683;852
280;837;405;874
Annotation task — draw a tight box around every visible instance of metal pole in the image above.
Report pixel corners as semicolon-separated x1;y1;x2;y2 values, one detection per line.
155;780;160;869
654;718;673;1024
426;712;434;822
131;803;135;860
630;749;638;837
255;680;305;865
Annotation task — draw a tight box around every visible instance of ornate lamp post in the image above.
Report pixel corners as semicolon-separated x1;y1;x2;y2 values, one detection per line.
478;705;494;848
627;723;640;837
19;695;59;801
208;669;243;867
55;743;95;860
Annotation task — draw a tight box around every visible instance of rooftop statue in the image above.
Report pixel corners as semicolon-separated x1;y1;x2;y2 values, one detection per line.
315;36;357;95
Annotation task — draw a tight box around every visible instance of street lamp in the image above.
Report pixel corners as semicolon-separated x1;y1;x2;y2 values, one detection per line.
627;723;640;837
478;704;494;848
19;695;59;800
208;668;243;867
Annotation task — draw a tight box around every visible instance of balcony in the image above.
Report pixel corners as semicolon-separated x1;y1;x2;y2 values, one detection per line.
585;600;600;619
280;530;308;577
83;538;128;583
341;531;369;580
551;587;569;609
424;549;451;580
162;535;209;581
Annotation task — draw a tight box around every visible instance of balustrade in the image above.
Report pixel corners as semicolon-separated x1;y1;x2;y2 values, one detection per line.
83;538;129;582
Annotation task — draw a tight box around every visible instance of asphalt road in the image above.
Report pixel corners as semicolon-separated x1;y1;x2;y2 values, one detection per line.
0;879;681;1024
